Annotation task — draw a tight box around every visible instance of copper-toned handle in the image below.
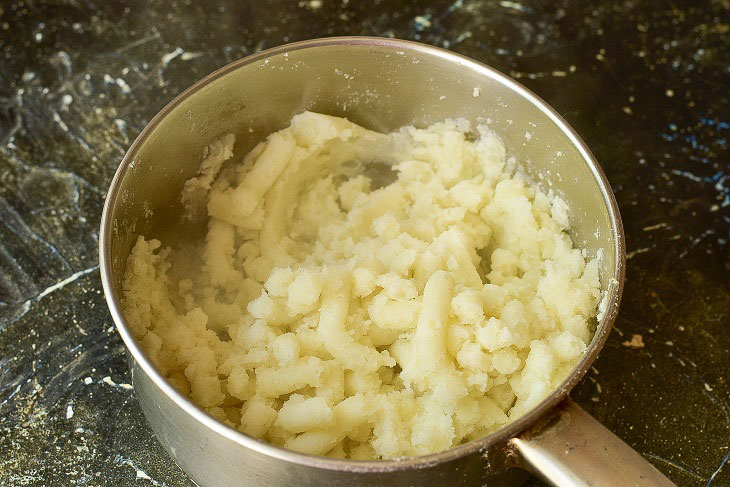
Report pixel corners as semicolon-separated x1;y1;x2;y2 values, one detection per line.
510;398;676;487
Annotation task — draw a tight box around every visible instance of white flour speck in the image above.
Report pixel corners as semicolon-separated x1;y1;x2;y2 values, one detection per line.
414;16;432;30
115;78;131;94
103;376;133;390
181;51;203;61
161;47;184;65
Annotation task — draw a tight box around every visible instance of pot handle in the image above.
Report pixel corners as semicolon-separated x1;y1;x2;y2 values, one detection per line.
509;397;676;486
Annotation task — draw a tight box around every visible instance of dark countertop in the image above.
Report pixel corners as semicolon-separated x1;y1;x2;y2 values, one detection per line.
1;1;728;485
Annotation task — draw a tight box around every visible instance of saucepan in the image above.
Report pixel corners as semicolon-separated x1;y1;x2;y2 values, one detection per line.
99;37;674;486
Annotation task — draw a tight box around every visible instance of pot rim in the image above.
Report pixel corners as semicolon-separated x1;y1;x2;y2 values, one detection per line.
99;36;626;474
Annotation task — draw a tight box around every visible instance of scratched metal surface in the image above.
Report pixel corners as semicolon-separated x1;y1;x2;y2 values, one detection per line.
0;0;728;485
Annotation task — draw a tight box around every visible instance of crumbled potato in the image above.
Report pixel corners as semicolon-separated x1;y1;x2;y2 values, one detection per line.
122;112;601;459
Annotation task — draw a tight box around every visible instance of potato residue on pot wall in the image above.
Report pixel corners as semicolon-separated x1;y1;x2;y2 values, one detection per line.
122;112;601;459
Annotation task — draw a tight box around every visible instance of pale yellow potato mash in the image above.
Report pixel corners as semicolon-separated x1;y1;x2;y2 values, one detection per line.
122;112;601;459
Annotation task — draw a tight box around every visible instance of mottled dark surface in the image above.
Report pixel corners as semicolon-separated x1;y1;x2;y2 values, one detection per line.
1;0;728;485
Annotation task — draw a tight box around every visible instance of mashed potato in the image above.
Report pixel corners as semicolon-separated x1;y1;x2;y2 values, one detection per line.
122;112;601;459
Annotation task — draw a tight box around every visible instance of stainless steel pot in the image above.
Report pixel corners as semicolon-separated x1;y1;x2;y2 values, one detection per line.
99;37;674;486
